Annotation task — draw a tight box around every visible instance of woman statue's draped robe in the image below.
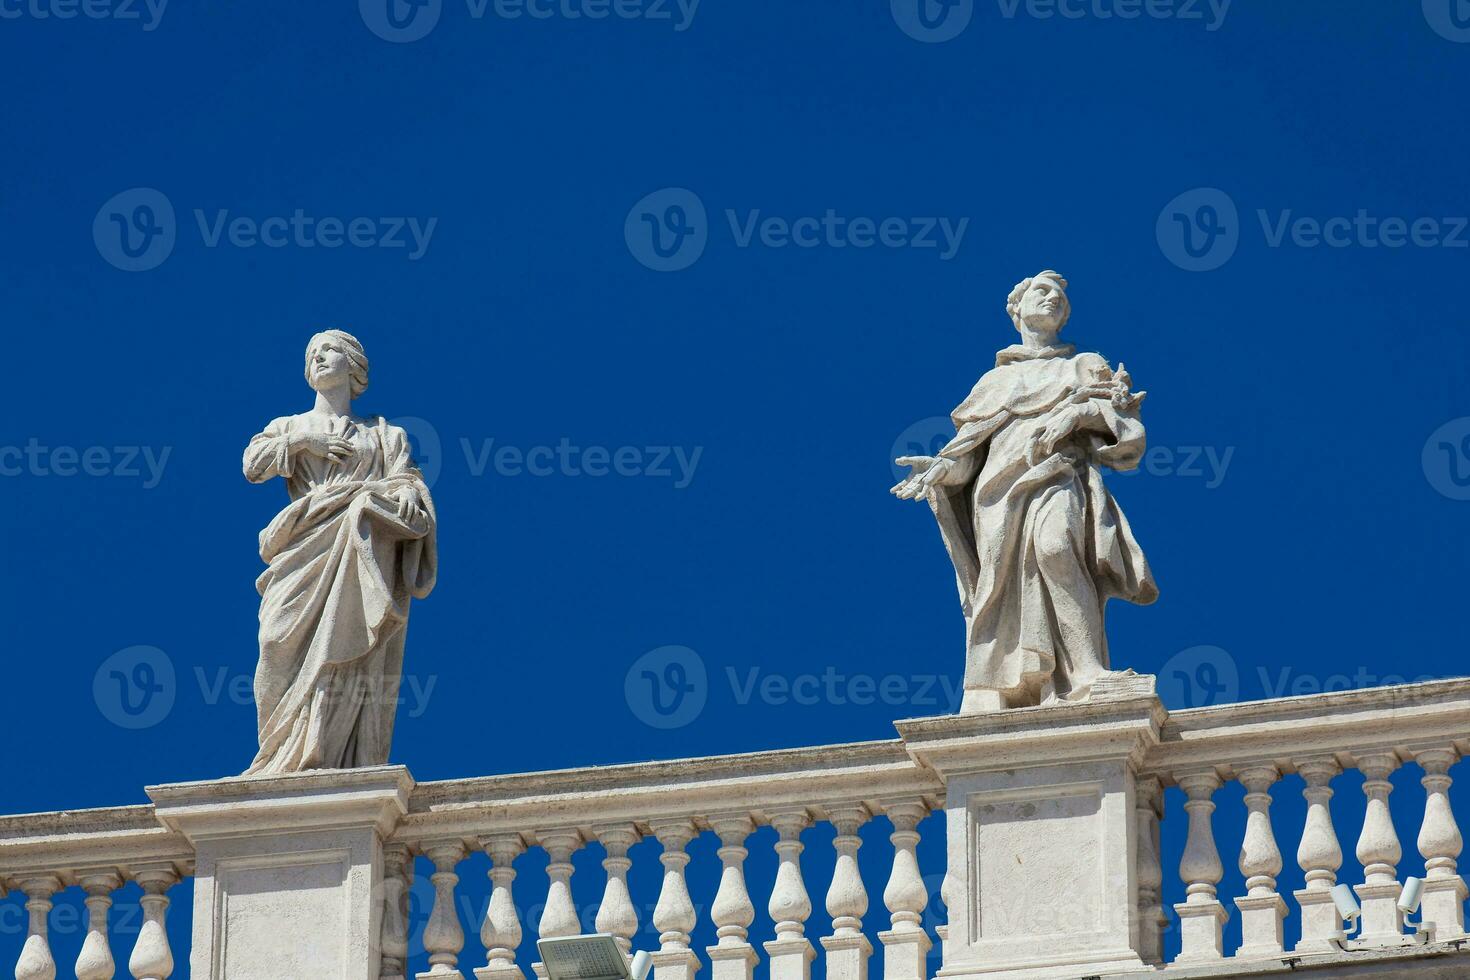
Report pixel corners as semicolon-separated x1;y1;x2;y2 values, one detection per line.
928;343;1157;708
242;415;437;774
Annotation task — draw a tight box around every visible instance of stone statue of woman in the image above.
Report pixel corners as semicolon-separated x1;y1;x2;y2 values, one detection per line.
241;330;437;774
892;271;1156;713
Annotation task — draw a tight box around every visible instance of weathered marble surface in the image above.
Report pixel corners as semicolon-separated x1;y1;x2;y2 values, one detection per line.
149;766;413;980
892;271;1157;712
242;330;437;774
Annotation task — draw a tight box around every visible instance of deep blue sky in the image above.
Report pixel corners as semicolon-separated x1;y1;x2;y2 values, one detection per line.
4;0;1470;974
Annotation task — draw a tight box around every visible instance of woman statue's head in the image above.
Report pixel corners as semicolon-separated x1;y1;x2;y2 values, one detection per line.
305;330;370;398
1006;270;1070;341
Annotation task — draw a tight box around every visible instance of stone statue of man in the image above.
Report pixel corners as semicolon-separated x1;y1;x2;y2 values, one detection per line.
892;272;1157;712
242;330;438;773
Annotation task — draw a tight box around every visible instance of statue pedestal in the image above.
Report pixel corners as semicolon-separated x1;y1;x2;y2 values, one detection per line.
897;681;1164;979
148;766;414;980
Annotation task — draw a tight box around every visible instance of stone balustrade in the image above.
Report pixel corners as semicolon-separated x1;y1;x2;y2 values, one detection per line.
0;805;191;980
4;678;1470;978
1145;678;1470;968
388;739;944;980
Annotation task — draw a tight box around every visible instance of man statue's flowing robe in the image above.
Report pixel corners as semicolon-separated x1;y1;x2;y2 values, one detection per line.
242;415;437;774
928;343;1157;706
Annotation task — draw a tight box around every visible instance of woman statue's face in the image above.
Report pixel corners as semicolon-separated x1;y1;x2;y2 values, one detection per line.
1018;278;1069;336
308;339;352;392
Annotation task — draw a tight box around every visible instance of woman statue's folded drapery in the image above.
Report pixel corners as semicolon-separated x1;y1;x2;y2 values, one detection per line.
242;330;437;774
893;271;1156;712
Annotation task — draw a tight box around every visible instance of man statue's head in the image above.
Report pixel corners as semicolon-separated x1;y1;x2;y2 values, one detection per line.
1006;270;1070;341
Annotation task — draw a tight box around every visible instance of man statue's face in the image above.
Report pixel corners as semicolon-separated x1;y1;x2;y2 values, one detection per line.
1018;277;1069;335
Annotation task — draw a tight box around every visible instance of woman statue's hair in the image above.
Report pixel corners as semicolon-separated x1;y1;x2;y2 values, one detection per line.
304;329;370;398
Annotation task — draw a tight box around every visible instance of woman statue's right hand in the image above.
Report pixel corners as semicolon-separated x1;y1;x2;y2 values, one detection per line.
891;455;954;500
291;430;354;464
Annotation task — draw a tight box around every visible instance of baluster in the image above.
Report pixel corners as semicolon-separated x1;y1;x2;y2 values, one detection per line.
75;872;122;980
1173;770;1227;961
1134;778;1166;966
1354;751;1405;943
877;799;931;980
594;824;641;954
419;840;467;978
821;804;872;980
1415;746;1467;940
651;819;701;980
1233;765;1287;957
1292;756;1345;952
477;834;528;980
763;808;815;980
15;875;59;980
382;844;413;980
936;833;956;964
129;866;178;980
706;813;757;980
533;829;585;980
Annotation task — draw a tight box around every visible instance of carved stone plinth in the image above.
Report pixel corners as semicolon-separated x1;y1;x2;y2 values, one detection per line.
148;766;413;980
897;685;1163;979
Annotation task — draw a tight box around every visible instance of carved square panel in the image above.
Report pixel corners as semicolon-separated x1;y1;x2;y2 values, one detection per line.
216;850;352;978
970;783;1104;941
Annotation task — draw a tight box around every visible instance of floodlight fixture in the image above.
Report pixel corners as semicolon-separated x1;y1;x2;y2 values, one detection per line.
537;934;653;980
